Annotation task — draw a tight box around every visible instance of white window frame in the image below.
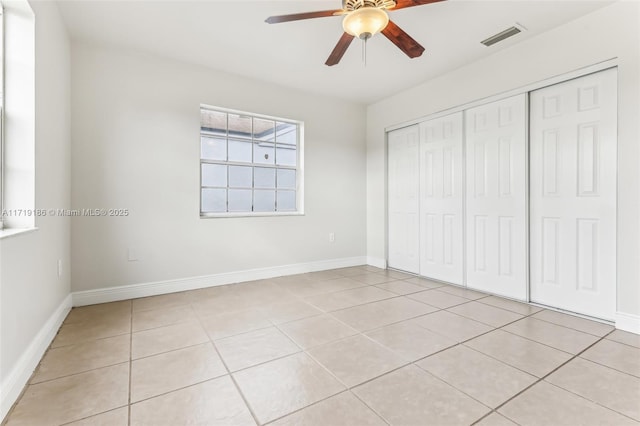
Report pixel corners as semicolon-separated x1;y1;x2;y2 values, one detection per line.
199;104;304;218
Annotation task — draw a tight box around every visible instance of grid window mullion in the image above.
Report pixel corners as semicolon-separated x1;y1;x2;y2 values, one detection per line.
201;106;299;215
251;118;255;211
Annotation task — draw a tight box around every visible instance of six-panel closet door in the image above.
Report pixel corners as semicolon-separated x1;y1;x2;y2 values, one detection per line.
387;70;617;320
465;94;528;300
419;113;464;285
387;125;420;274
529;69;617;320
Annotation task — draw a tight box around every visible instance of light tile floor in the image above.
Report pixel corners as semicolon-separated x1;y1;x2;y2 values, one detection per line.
5;265;640;426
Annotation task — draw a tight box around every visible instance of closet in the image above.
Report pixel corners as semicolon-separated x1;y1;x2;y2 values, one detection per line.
419;112;464;285
387;68;617;320
465;94;527;300
387;125;420;274
529;68;617;320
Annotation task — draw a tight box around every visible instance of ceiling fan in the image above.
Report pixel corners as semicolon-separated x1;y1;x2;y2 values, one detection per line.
265;0;445;66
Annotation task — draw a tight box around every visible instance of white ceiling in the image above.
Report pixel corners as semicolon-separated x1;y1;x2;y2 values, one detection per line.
55;0;613;104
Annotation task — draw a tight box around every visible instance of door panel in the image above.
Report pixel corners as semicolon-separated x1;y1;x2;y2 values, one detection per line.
465;94;527;299
387;125;420;274
530;68;617;320
419;112;464;284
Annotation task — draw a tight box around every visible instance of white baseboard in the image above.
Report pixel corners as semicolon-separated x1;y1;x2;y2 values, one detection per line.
366;257;387;269
1;294;72;422
72;256;368;307
615;311;640;334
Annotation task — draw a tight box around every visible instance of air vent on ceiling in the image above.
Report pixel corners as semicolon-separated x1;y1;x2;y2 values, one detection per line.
481;24;525;47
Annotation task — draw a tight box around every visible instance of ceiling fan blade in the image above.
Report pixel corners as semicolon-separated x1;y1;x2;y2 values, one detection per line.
382;20;425;58
265;10;344;24
391;0;446;10
325;32;355;66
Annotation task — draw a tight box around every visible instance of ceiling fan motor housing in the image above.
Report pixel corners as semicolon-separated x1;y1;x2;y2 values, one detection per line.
266;0;431;66
342;6;390;39
342;0;397;11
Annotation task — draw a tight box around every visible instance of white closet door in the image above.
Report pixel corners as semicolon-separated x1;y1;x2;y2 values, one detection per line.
388;125;420;274
465;94;527;299
530;69;617;320
419;112;464;285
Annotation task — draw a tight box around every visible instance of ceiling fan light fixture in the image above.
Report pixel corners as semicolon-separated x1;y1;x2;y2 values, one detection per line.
342;7;389;40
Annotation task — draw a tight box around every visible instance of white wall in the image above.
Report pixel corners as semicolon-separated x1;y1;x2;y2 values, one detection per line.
0;0;71;419
367;2;640;318
70;43;367;292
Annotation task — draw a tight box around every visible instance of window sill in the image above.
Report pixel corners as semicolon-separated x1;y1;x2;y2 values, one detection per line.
0;227;39;240
201;212;305;219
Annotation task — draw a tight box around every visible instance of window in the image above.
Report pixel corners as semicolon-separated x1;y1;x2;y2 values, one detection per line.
0;3;4;230
200;105;303;216
0;0;35;233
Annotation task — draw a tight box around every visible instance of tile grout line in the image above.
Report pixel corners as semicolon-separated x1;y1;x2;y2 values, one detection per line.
541;373;640;423
280;318;493;425
399;306;558;421
601;335;640;351
190;299;263;426
29;360;131;386
452;302;612;362
395;308;550;418
57;405;129;426
448;306;569;378
260;388;393;426
128;300;133;426
474;297;544;316
412;303;639;423
522;315;614;337
131;340;217;362
260;306;411;424
125;375;227;407
543;378;640;423
48;331;132;350
406;302;606;425
472;328;622;425
345;389;392;426
192;272;384;424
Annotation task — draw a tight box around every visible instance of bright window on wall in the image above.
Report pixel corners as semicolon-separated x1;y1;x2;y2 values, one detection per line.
0;3;4;230
200;105;303;217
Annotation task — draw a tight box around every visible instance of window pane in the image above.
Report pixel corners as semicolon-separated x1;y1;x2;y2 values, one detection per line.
228;189;252;212
254;190;275;212
253;118;275;141
228;114;252;139
254;167;275;189
201;109;226;137
202;188;226;212
228;138;252;163
276;122;297;145
254;141;275;165
201;164;227;187
277;169;296;189
276;144;296;166
201;136;226;161
229;166;252;188
277;190;296;211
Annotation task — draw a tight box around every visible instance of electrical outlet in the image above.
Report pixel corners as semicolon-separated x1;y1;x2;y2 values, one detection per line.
128;248;138;262
57;260;63;278
329;232;335;243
